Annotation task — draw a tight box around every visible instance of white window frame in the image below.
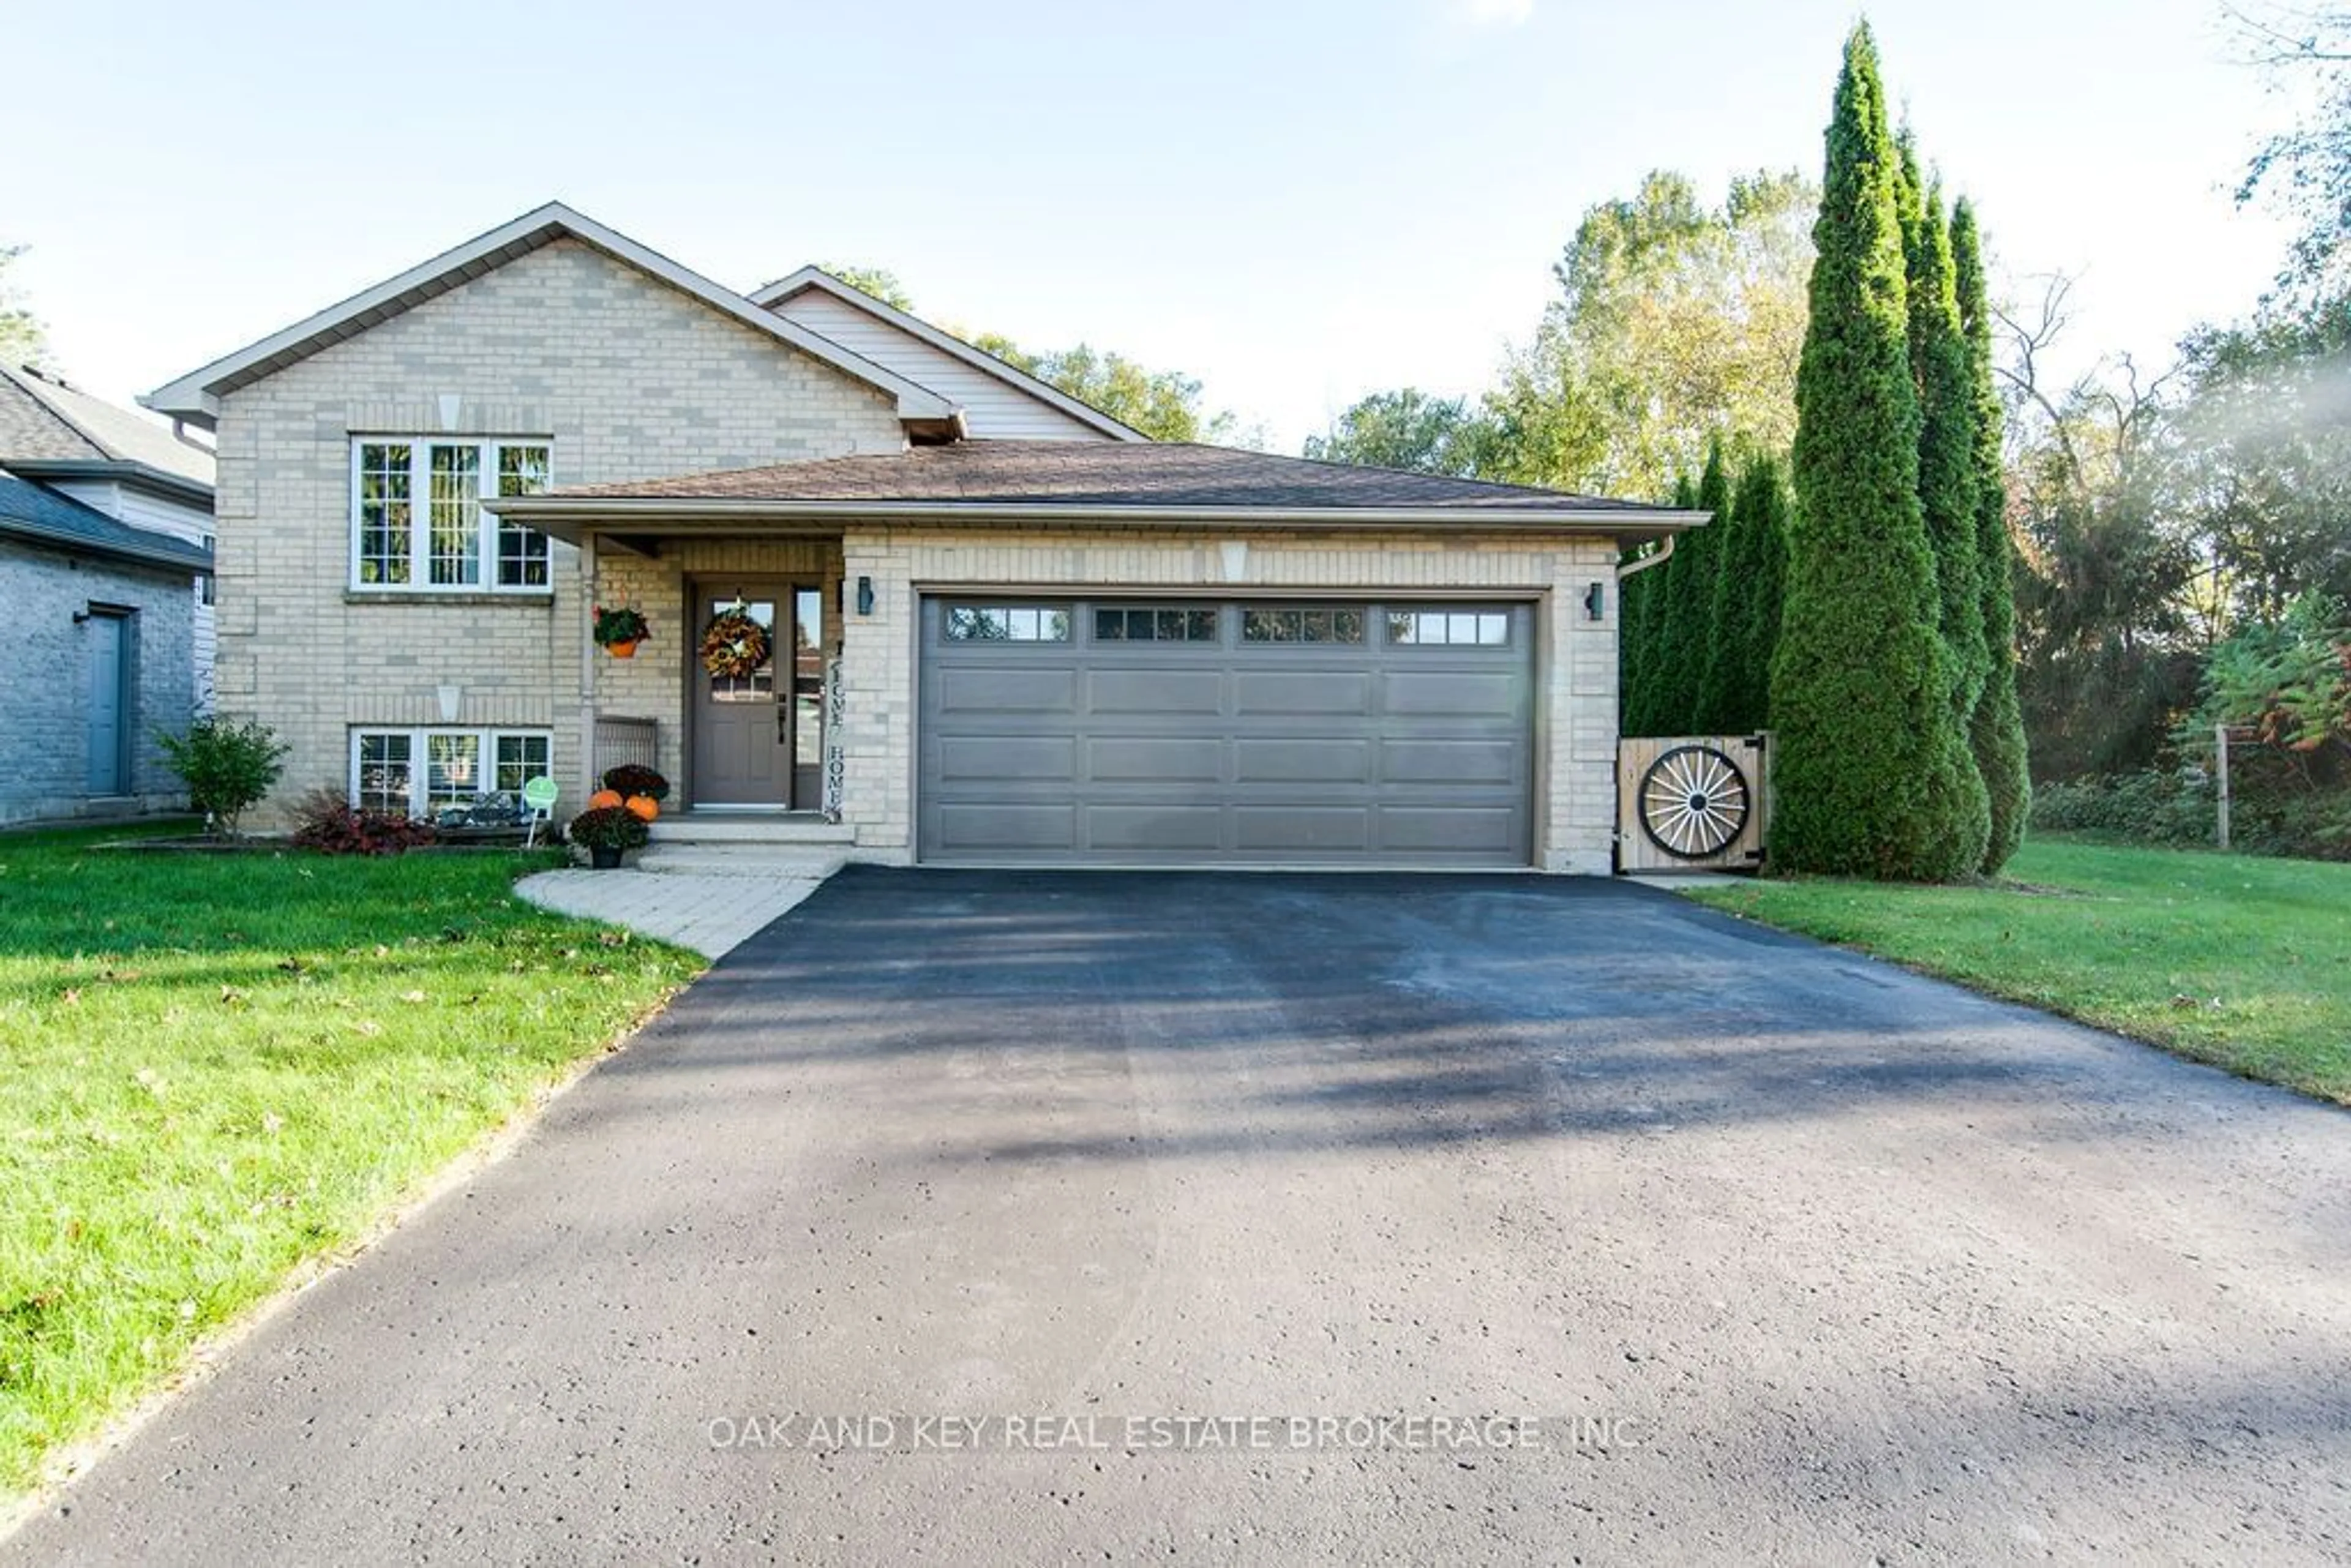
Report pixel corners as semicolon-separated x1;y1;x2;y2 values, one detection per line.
348;728;553;817
348;437;553;594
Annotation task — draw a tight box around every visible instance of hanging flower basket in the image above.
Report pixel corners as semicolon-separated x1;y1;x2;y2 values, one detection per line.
594;604;651;657
702;600;771;679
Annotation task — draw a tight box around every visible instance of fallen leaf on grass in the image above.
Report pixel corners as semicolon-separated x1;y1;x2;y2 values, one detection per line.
401;989;428;1004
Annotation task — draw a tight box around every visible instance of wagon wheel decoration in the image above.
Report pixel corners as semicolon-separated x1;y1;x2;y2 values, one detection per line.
700;600;771;680
1637;744;1752;861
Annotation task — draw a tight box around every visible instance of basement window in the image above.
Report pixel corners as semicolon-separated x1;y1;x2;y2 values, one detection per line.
351;729;552;822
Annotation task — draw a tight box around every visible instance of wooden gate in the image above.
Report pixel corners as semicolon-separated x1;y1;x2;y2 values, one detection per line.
1616;733;1771;874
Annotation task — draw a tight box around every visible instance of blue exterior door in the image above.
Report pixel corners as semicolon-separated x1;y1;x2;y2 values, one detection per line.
85;613;129;795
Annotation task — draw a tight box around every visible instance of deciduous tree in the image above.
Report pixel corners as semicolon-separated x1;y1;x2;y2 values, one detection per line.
820;264;916;312
1302;388;1488;475
0;242;47;367
1481;170;1814;499
975;334;1248;445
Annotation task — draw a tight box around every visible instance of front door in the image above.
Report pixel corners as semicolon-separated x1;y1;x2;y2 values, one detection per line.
691;585;792;807
84;611;129;795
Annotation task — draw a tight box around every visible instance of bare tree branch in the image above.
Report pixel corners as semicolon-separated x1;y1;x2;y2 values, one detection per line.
2222;2;2351;66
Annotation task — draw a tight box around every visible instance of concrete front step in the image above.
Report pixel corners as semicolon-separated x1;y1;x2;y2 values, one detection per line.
645;812;852;846
633;845;850;878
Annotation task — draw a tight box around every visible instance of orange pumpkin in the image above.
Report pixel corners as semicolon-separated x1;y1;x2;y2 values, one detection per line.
587;788;623;811
623;795;659;822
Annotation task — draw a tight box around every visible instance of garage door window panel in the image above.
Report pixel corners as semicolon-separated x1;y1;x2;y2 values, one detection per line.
947;605;1070;643
1095;607;1220;643
1388;609;1510;647
1242;607;1365;645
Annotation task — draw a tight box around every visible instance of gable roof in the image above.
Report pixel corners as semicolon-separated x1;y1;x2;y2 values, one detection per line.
492;440;1706;541
143;203;961;432
0;364;216;497
752;267;1148;443
0;472;215;572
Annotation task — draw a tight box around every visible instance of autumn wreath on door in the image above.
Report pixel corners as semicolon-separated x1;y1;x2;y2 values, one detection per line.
701;598;772;679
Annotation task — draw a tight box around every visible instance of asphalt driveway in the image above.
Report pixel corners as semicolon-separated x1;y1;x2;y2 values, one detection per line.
8;869;2350;1562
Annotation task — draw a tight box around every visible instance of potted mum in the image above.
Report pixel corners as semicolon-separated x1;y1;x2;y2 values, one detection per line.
593;604;651;659
569;804;650;869
599;763;670;821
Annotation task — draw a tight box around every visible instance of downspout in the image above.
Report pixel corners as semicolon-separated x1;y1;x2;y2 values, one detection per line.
1614;534;1674;581
1606;534;1674;874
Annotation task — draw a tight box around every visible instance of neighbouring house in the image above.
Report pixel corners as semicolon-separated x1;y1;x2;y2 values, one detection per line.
144;203;1698;871
1;365;217;827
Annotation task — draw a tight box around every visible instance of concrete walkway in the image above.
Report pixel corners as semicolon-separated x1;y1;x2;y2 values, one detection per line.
515;858;841;957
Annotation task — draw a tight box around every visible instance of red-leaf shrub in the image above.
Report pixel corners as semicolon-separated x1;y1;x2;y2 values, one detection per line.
291;788;438;857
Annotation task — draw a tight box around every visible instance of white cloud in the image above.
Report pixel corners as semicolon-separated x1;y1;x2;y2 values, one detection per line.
1453;0;1535;26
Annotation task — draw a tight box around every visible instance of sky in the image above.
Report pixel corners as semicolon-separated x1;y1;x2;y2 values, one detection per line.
1;0;2312;453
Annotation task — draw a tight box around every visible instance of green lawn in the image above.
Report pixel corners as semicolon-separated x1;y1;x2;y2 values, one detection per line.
0;828;703;1502
1686;835;2351;1105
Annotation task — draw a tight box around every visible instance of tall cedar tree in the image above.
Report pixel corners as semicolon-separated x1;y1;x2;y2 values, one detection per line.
1902;163;1993;869
1951;198;2032;871
1899;152;1990;716
1654;441;1730;734
1696;454;1789;733
1689;466;1744;735
1626;474;1697;735
1771;23;1981;880
1619;543;1654;735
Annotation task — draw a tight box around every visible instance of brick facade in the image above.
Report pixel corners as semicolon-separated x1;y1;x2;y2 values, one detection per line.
211;238;902;825
206;232;1633;871
2;539;198;826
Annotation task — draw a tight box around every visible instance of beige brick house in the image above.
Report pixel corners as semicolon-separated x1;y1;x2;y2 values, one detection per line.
148;203;1697;873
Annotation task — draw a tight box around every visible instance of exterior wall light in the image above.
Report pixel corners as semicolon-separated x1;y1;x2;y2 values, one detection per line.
855;576;876;616
1584;582;1606;621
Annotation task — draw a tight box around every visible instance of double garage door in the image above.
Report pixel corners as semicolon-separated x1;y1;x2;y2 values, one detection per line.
918;597;1535;866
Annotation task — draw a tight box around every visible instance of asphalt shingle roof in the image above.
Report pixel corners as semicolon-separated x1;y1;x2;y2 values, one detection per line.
0;473;214;572
0;364;217;489
555;441;1677;514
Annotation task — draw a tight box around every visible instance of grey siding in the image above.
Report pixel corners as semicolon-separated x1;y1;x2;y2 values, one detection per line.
1;538;197;825
770;291;1120;441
